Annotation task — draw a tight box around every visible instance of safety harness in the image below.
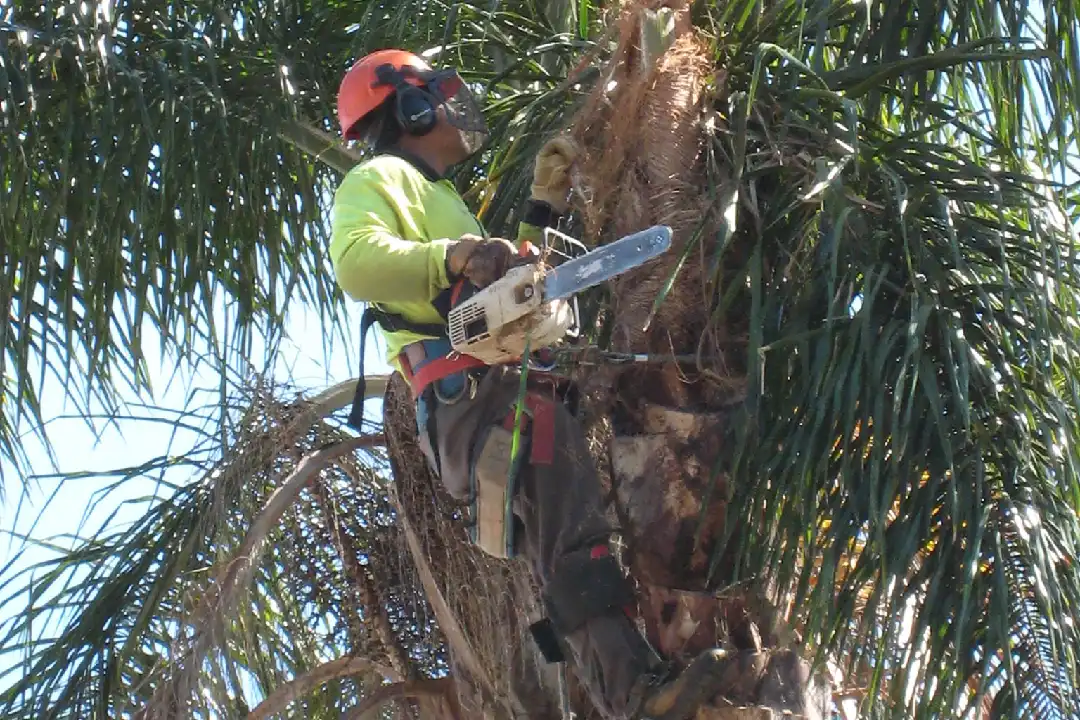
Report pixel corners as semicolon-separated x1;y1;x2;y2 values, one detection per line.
336;152;636;666
346;280;484;431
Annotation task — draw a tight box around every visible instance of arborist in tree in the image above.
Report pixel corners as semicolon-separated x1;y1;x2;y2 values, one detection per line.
330;48;734;720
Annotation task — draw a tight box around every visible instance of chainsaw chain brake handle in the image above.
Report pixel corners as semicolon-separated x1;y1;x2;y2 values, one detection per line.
541;226;589;264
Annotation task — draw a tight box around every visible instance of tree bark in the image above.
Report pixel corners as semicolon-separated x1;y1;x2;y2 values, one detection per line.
561;2;830;717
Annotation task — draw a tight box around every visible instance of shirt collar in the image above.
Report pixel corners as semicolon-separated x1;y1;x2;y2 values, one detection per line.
380;147;444;182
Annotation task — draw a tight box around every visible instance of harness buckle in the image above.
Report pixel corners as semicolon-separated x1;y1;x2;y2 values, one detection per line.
433;370;478;405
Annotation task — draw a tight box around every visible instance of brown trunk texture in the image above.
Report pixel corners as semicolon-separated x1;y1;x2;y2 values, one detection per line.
381;1;834;716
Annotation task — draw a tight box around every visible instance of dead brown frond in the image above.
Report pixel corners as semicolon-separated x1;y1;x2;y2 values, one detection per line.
570;0;743;411
246;656;400;720
138;430;381;719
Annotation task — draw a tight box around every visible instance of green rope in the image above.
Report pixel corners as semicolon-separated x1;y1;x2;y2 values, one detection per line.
508;336;531;483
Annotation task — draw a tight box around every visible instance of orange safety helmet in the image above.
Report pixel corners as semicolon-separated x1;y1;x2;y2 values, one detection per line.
337;49;432;140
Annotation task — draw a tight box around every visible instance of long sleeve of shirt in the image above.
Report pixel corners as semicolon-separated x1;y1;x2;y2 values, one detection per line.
330;163;455;304
328;153;492;367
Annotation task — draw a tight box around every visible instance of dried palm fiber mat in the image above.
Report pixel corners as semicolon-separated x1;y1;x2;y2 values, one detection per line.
570;0;746;410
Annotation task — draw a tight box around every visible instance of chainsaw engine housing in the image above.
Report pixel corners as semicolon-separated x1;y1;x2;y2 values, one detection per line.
447;264;578;365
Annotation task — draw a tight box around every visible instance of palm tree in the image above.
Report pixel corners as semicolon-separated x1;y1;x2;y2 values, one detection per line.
2;0;1079;717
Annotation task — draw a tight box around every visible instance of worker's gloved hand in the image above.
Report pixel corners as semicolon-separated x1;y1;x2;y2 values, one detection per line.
447;235;517;288
530;135;579;214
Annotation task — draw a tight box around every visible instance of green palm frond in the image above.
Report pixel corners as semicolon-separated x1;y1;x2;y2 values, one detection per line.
2;2;341;481
668;1;1080;716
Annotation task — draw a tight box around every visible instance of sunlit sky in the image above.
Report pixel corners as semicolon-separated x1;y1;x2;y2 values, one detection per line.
2;4;1077;713
0;295;392;689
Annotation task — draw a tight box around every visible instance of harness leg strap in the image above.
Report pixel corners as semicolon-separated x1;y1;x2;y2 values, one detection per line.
502;392;555;466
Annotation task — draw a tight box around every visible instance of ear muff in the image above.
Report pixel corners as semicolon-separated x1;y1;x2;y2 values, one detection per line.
374;63;438;137
395;86;438;136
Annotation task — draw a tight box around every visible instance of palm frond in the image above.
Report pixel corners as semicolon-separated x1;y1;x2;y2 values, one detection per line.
0;377;406;720
663;1;1080;716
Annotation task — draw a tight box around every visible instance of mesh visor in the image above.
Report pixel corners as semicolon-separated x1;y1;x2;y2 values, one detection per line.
422;70;488;135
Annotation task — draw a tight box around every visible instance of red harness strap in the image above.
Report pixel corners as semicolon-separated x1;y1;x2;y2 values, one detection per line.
399;351;487;399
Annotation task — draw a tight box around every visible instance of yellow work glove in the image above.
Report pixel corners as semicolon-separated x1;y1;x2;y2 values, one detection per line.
530;135;579;214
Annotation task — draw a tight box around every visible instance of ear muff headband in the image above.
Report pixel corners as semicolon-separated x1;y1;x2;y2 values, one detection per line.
374;64;438;136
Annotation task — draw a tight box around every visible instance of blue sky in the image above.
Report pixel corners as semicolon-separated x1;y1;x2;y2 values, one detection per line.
0;295;392;687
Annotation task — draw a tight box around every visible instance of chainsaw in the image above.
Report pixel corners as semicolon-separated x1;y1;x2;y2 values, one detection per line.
446;225;673;364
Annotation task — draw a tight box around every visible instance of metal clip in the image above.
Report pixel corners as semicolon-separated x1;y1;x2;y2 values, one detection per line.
433;370;478;406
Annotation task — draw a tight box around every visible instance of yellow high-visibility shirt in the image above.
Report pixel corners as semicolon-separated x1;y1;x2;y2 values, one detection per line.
330;151;541;371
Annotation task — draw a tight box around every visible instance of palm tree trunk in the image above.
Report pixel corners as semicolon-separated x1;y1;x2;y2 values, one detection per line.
566;2;829;716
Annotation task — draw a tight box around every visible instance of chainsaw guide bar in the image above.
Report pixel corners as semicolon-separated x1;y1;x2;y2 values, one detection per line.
447;225;674;364
540;225;673;301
